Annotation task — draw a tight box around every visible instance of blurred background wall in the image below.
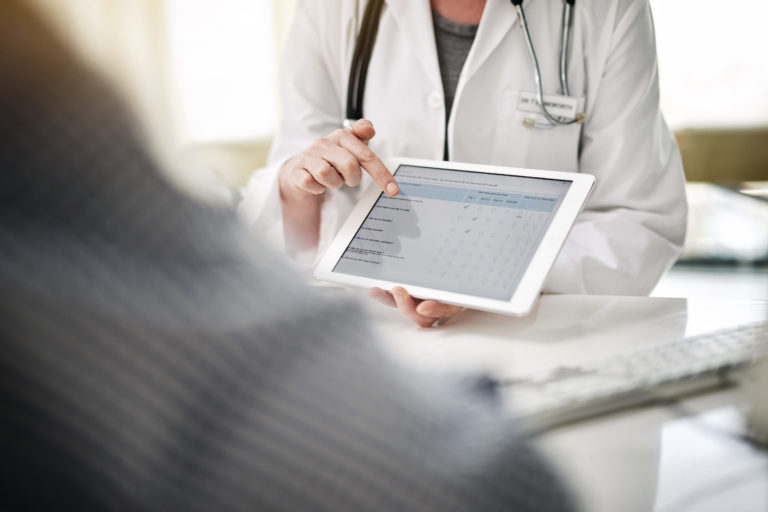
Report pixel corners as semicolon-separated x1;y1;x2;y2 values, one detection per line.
27;0;296;198
652;0;768;185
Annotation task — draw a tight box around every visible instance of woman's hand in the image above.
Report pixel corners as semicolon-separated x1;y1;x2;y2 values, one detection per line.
278;119;398;252
369;286;464;328
279;119;398;200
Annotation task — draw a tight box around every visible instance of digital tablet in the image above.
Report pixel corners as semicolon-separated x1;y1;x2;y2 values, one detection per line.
314;158;595;316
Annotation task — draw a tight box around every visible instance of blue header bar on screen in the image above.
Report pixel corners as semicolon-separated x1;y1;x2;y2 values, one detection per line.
397;182;558;212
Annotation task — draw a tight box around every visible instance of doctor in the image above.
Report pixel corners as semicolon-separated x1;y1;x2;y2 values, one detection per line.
240;0;687;326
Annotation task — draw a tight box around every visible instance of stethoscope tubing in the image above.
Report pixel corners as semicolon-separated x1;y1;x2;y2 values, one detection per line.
345;0;583;128
559;1;572;97
514;1;579;126
345;0;385;126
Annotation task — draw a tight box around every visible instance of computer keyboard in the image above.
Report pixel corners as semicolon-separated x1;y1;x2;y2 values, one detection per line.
501;321;768;431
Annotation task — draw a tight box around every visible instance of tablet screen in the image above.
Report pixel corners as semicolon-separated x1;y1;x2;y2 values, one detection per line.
332;164;571;300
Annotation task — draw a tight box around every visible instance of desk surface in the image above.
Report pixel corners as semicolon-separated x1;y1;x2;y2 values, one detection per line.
356;293;768;512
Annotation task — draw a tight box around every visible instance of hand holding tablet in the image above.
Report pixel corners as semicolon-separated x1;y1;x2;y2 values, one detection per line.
369;286;464;327
315;158;594;318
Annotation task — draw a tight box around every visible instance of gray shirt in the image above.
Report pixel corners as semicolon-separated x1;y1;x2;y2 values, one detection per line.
432;10;479;159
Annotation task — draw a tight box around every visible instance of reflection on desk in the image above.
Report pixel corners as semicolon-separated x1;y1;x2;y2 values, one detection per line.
360;294;768;512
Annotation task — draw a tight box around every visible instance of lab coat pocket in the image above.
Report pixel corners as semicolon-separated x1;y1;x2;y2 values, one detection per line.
492;89;585;172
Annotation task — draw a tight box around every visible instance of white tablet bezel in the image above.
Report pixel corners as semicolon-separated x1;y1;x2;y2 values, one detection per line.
314;157;594;316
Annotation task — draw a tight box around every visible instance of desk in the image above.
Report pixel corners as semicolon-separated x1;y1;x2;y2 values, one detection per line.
358;294;768;512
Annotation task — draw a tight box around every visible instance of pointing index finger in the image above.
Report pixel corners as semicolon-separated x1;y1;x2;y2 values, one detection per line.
338;130;398;196
350;118;376;142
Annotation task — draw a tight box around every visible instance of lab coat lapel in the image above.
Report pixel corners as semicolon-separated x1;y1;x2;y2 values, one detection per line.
462;0;535;80
384;0;442;86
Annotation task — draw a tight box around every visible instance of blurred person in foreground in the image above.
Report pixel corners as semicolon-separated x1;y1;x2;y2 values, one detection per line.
0;1;575;511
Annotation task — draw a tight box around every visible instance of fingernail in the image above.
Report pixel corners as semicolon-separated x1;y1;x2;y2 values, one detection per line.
387;183;398;196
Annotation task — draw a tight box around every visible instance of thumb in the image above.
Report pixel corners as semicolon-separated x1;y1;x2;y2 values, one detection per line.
350;118;376;142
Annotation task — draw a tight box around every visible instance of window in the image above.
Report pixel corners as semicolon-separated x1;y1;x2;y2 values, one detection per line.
166;0;279;144
651;0;768;129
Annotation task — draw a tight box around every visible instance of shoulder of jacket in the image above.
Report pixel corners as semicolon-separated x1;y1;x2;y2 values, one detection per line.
577;0;649;35
609;0;651;29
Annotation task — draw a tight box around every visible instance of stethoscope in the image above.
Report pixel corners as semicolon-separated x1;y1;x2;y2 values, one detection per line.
344;0;585;130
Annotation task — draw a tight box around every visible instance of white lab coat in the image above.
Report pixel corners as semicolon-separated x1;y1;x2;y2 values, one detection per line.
239;0;687;295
